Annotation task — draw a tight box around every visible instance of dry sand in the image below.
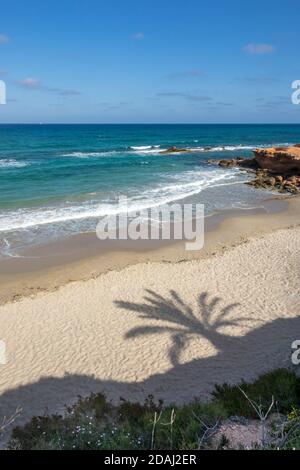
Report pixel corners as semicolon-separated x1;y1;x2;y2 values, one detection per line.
0;222;300;430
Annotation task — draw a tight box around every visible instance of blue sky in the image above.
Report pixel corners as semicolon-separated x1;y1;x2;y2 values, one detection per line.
0;0;300;123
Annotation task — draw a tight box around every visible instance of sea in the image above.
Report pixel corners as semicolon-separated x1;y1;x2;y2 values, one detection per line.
0;123;299;257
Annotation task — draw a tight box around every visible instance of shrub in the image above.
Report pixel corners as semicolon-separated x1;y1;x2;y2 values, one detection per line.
212;369;300;419
8;368;300;450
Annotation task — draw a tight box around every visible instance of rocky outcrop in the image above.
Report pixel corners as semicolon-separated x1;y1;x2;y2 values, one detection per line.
209;153;300;194
250;145;300;193
254;145;300;174
216;158;259;169
160;146;190;154
246;170;300;194
207;157;259;170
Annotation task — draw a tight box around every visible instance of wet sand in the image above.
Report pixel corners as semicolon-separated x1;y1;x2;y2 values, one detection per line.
0;196;297;305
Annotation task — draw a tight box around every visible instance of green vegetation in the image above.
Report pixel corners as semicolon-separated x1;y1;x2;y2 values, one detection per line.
7;368;300;450
213;369;300;418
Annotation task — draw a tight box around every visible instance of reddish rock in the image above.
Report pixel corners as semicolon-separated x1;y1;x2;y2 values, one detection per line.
209;151;300;194
267;177;276;186
275;175;284;184
215;158;258;169
218;159;237;168
254;145;300;174
287;175;298;184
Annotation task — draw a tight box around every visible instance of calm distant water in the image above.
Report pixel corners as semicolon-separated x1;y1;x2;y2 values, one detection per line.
0;124;299;257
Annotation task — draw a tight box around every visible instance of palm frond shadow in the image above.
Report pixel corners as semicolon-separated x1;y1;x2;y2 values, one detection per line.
1;293;299;429
115;290;252;366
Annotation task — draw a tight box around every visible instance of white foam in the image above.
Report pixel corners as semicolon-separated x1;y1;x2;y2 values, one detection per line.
60;143;294;159
127;143;291;155
209;145;255;152
0;238;21;258
0;159;28;168
129;146;164;155
61;151;117;158
0;168;242;232
130;145;160;151
131;145;255;154
133;142;294;154
186;144;280;152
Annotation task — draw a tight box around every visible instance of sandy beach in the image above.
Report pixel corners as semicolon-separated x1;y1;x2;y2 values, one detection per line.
0;196;297;305
2;0;300;453
0;197;300;429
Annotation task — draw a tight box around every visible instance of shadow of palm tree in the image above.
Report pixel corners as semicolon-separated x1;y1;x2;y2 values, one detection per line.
115;290;253;366
0;293;298;433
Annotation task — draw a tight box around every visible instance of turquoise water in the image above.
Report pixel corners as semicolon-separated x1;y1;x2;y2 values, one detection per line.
0;124;299;256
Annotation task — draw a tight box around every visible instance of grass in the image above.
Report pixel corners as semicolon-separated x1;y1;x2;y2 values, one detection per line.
7;368;300;450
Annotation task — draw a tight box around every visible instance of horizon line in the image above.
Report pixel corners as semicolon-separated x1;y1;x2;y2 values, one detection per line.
0;122;299;126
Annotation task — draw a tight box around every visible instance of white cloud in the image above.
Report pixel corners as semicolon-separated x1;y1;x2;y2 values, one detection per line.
243;43;276;55
16;77;82;96
17;77;42;89
131;32;144;41
0;33;10;44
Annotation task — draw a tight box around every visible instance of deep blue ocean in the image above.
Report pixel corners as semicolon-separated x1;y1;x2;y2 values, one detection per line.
0;124;299;257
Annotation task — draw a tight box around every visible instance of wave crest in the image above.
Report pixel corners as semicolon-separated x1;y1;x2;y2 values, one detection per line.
0;159;28;168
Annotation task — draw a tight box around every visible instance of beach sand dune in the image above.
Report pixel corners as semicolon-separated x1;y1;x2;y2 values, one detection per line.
0;227;300;426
